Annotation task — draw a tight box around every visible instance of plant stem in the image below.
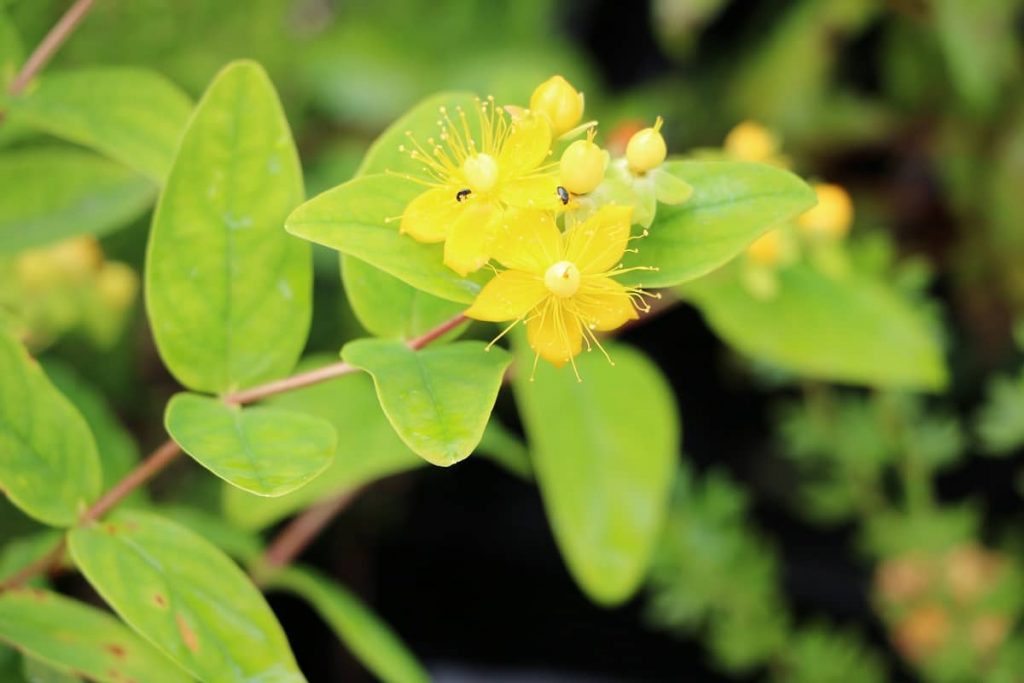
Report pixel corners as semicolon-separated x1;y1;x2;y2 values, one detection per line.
0;313;468;591
7;0;96;97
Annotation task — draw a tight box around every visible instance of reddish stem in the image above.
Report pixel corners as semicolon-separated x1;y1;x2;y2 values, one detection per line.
7;0;96;97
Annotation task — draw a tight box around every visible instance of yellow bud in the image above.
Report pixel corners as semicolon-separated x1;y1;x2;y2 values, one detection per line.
798;183;853;239
15;250;60;289
626;116;667;174
724;121;779;163
747;229;784;267
49;236;103;279
544;260;581;298
462;153;499;193
559;131;607;195
95;262;138;311
530;75;584;137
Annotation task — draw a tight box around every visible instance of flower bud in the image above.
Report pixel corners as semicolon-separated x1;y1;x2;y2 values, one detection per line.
559;131;607;195
724;121;779;162
798;183;853;239
95;262;138;311
626;116;667;174
530;75;584;137
746;229;784;267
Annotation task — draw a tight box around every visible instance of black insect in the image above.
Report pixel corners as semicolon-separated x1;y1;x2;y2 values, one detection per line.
556;186;570;205
456;188;472;202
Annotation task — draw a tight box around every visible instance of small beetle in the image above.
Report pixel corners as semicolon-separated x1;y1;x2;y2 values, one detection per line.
456;188;472;202
556;186;570;205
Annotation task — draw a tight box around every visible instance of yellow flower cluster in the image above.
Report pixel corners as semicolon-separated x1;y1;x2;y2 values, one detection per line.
396;75;684;373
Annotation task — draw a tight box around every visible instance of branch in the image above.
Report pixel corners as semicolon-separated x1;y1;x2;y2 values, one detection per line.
260;489;361;572
7;0;96;97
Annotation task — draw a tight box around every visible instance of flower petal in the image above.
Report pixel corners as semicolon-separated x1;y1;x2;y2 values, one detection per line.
564;204;634;274
572;277;638;331
499;113;552;175
400;187;461;243
465;270;547;322
499;174;562;210
492;208;561;273
527;300;582;368
443;203;500;276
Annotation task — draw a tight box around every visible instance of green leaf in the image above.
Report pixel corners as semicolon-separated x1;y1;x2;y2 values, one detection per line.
165;392;336;497
342;255;467;339
8;67;193;182
683;263;948;390
0;8;23;94
0;531;63;587
0;148;154;253
342;340;511;466
286;173;484;304
0;589;190;683
157;504;264;564
620;160;816;288
513;339;678;605
146;59;310;395
224;363;424;530
68;509;304;682
357;91;477;176
0;331;101;526
269;567;428;683
23;657;81;683
41;361;142;502
476;417;532;480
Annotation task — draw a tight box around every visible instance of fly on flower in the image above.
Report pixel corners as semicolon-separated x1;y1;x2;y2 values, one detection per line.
465;205;657;379
395;98;563;276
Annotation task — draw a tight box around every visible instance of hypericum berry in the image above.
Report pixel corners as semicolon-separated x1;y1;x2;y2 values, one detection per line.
626;116;667;174
798;183;853;239
559;130;607;195
724;121;779;163
530;75;584;137
746;229;784;267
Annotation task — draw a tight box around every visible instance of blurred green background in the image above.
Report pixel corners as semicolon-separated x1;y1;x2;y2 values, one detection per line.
3;0;1024;681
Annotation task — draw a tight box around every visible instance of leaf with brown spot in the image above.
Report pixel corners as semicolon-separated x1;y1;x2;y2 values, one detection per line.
174;614;199;654
0;588;189;683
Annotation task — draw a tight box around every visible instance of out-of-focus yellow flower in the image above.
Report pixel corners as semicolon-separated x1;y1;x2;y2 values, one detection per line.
746;229;786;267
466;205;653;373
559;129;608;196
398;99;560;276
530;75;585;137
724;121;781;164
798;183;854;240
626;116;667;174
95;262;139;311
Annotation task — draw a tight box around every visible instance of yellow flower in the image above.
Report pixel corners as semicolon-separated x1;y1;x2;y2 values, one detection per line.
746;228;785;267
724;121;786;166
398;99;561;276
466;205;654;374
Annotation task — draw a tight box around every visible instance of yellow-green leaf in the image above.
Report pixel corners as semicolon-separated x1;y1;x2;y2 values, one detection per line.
342;340;511;466
165;392;336;497
0;331;101;526
513;340;678;605
621;160;816;287
68;510;305;682
0;148;154;253
0;589;190;683
8;67;193;182
146;60;310;394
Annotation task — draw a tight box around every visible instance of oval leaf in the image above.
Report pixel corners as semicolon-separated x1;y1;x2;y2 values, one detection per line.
342;340;510;466
0;148;154;253
342;255;467;339
68;510;305;683
9;67;193;182
269;567;429;683
0;589;190;683
357;91;477;176
683;263;948;390
165;392;336;497
146;60;310;394
0;331;101;526
621;160;816;287
286;174;484;304
224;364;424;530
513;340;679;605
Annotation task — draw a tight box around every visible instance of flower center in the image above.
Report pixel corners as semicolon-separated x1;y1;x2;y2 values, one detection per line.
544;260;581;298
462;153;499;193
